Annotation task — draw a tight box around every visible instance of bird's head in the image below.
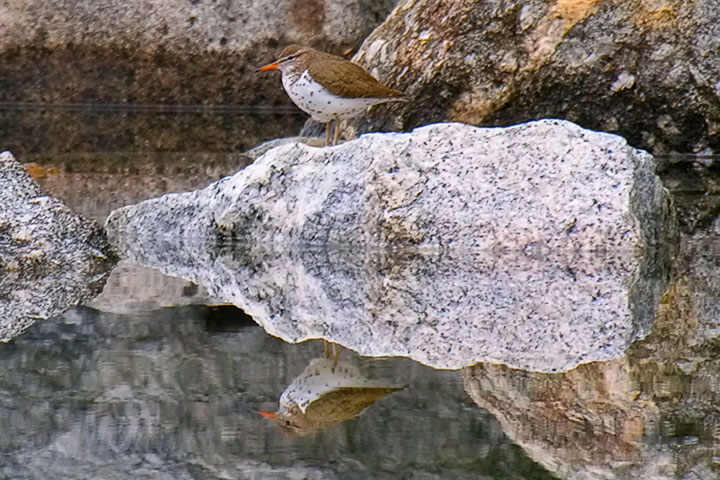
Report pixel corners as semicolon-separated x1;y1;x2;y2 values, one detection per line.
258;401;314;435
255;45;310;74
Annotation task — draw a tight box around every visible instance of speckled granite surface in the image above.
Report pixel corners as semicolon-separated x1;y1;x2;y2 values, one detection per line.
106;120;677;371
107;120;675;250
0;151;116;341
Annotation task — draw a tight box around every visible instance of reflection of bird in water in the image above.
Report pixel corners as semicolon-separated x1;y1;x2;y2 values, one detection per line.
324;340;338;364
259;357;405;435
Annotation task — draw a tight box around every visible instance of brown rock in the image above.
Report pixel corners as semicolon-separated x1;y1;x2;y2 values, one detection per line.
336;0;720;154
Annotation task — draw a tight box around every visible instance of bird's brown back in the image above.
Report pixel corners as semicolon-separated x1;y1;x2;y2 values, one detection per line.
308;52;405;100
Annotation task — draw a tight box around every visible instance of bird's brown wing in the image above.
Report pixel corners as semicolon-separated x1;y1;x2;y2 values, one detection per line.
308;58;405;99
303;386;405;423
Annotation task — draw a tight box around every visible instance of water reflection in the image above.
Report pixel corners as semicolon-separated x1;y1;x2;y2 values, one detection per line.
463;233;720;479
1;106;304;159
0;302;553;479
108;234;669;372
0;106;305;223
259;355;404;435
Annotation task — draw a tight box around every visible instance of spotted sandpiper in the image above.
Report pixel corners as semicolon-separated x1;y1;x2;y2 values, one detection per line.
258;357;405;435
256;45;406;145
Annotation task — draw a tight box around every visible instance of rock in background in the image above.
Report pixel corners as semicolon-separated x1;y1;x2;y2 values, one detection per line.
105;120;676;370
0;1;398;165
334;0;720;155
0;151;117;341
0;0;397;106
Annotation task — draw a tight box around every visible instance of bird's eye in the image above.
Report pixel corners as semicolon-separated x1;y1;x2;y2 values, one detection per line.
285;55;295;61
285;420;291;426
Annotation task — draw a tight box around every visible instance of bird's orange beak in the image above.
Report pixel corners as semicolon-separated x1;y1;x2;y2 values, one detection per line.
255;62;279;73
258;410;278;419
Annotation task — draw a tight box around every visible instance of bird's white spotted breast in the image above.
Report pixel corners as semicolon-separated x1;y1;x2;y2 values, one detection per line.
278;358;367;414
283;70;383;123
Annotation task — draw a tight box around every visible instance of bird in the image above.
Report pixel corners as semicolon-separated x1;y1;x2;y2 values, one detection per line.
258;357;405;435
256;44;407;146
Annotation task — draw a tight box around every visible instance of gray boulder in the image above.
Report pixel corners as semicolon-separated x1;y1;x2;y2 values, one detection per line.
106;120;676;371
0;151;117;341
330;0;720;155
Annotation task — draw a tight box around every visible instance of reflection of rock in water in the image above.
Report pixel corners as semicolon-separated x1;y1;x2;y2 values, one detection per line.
260;357;404;435
0;151;116;341
106;121;675;371
0;304;548;479
88;259;220;313
105;240;670;372
463;232;720;480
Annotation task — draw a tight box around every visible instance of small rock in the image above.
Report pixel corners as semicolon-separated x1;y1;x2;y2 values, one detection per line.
0;151;117;341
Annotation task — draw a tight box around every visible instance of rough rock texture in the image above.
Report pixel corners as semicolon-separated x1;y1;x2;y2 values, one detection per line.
329;0;720;155
0;151;116;341
107;120;675;250
106;121;676;370
463;229;720;480
656;156;720;233
245;136;326;160
0;0;396;106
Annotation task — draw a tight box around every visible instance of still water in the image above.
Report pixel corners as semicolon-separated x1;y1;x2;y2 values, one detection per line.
2;106;720;479
0;302;551;479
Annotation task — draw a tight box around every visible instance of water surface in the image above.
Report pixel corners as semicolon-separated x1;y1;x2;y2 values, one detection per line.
2;105;720;479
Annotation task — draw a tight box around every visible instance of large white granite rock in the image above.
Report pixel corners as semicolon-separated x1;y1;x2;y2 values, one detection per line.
106;120;676;371
0;151;116;341
108;120;673;250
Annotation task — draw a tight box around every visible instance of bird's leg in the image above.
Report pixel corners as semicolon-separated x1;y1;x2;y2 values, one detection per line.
323;340;339;365
333;120;341;146
325;120;331;146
